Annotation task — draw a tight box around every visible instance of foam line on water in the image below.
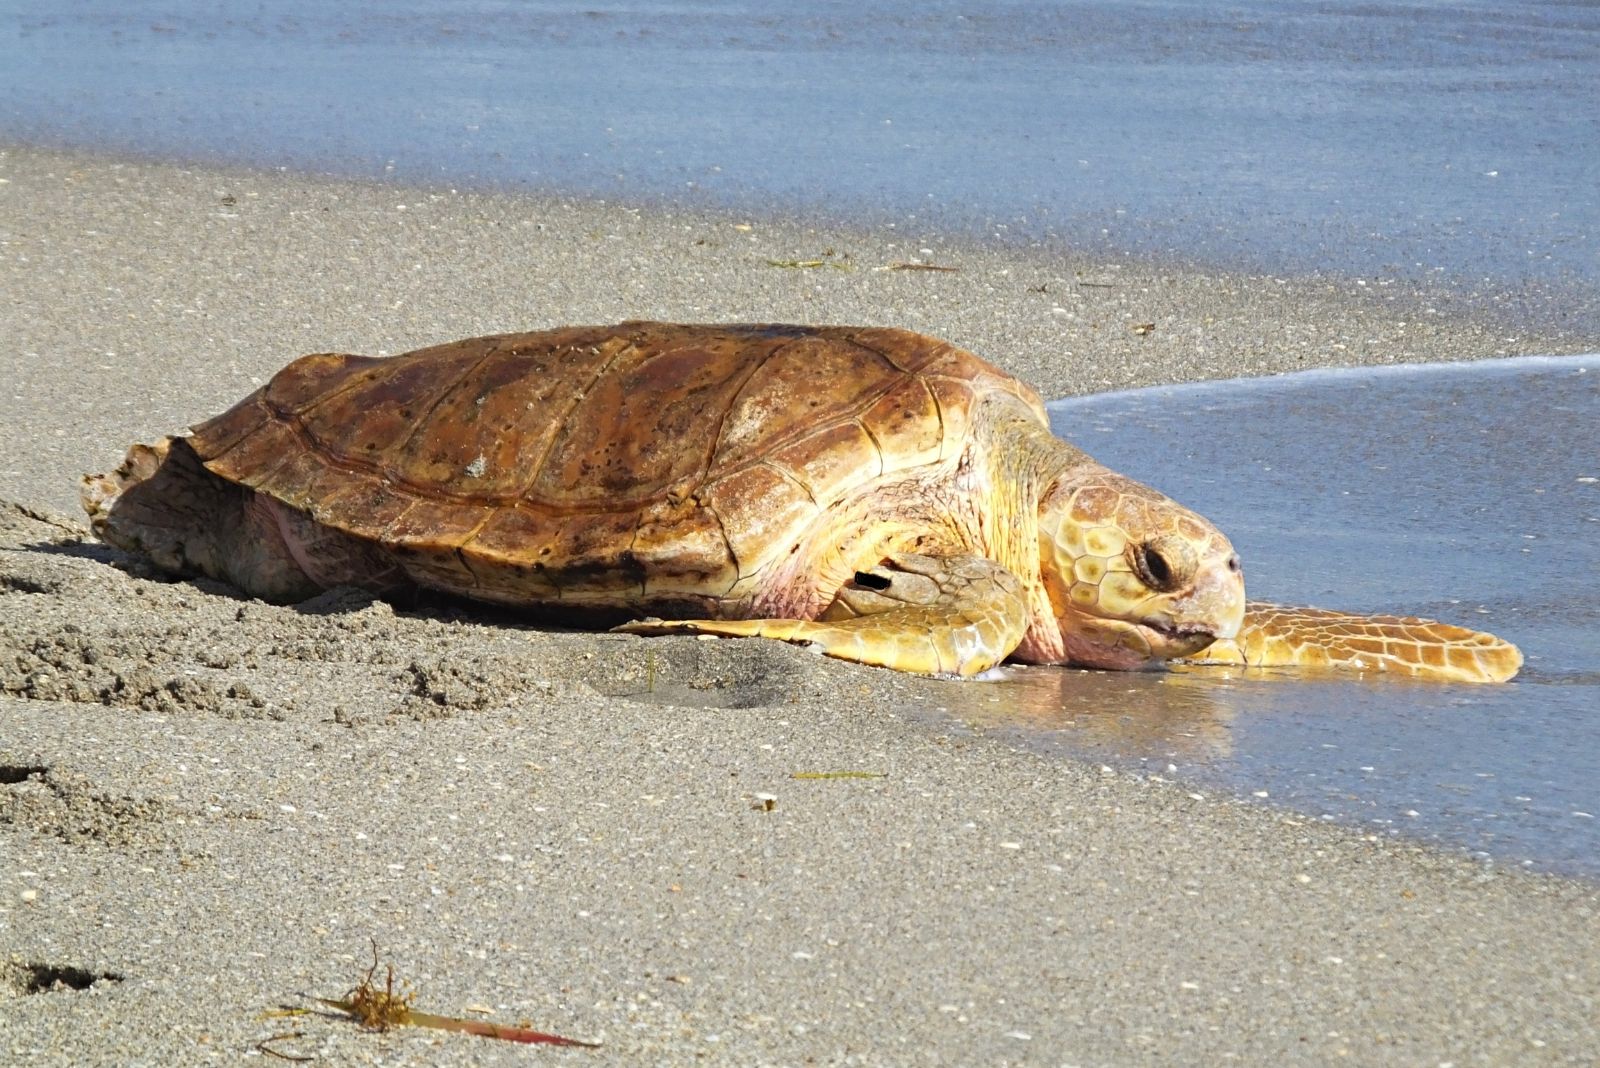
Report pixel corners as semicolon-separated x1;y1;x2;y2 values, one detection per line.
1047;353;1600;412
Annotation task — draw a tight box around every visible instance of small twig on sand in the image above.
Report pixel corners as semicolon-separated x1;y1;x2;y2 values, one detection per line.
255;1031;314;1062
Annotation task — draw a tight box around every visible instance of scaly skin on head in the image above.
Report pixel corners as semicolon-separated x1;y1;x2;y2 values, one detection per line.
1018;458;1246;669
949;398;1244;671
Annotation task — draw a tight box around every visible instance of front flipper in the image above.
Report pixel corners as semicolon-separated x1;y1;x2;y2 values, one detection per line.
1179;601;1522;683
615;553;1029;676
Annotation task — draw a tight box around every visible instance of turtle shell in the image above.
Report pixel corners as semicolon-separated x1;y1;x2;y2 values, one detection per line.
187;322;1044;608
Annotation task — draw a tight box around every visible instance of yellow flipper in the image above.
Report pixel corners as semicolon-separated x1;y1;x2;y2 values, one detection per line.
615;554;1029;676
1181;601;1522;683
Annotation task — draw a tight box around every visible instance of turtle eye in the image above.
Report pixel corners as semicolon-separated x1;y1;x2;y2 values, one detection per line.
1135;542;1176;591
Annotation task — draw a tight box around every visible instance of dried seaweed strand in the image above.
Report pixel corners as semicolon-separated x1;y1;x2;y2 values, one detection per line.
315;941;599;1048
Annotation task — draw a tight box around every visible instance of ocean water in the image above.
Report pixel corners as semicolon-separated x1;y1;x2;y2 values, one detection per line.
949;356;1599;875
2;0;1597;297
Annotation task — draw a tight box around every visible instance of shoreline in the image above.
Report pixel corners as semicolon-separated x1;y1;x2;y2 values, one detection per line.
3;143;1598;1065
6;143;1600;519
8;124;1600;335
9;142;1600;373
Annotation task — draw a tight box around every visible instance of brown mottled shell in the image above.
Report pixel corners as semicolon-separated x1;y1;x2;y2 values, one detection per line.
187;322;1043;607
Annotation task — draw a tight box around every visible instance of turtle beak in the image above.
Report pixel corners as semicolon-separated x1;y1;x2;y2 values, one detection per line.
1171;551;1245;642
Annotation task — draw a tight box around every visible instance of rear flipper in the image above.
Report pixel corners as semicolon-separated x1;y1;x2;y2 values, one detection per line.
1179;600;1522;683
81;437;403;602
615;553;1030;676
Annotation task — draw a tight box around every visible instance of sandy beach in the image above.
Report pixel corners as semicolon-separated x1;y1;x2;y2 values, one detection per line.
3;144;1599;1065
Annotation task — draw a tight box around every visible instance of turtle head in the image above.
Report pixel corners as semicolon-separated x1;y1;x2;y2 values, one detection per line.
1030;465;1245;669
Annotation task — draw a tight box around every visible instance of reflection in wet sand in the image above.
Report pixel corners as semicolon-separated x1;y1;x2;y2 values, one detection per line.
917;661;1480;768
908;666;1244;763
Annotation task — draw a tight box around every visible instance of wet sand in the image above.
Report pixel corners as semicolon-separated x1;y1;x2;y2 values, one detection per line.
2;144;1598;1064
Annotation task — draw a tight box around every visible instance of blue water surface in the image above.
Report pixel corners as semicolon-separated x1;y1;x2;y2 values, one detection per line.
961;356;1600;876
2;0;1597;298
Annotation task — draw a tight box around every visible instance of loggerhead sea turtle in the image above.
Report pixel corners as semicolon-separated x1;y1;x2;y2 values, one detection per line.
81;322;1521;683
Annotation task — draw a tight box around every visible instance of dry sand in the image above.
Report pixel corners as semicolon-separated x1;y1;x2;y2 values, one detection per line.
2;144;1598;1065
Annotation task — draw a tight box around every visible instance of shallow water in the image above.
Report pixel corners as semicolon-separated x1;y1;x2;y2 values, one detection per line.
934;356;1599;875
2;1;1596;296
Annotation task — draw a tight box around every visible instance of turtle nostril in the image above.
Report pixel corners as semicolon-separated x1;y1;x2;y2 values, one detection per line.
1227;553;1241;575
853;570;892;591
